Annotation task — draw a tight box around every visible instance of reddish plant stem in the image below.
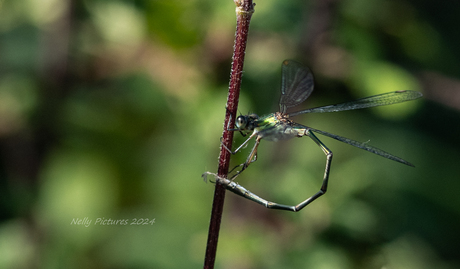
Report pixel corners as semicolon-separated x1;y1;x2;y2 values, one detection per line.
203;1;254;268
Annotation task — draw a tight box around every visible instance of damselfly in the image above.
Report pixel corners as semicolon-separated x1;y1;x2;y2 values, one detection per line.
204;60;422;212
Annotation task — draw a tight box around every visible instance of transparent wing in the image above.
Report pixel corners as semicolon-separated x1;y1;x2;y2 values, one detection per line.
308;127;414;167
289;91;422;117
279;60;314;114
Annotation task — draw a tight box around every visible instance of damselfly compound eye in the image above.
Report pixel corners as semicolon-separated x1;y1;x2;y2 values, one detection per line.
236;116;246;129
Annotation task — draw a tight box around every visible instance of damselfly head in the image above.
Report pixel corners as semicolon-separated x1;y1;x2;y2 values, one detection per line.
235;114;259;130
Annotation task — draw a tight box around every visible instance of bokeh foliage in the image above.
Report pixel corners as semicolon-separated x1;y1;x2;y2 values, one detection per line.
1;0;460;268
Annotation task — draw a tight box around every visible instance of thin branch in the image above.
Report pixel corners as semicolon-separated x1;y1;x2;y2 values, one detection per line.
203;1;255;268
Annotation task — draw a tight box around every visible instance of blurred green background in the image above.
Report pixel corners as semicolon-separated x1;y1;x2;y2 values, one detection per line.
1;0;460;268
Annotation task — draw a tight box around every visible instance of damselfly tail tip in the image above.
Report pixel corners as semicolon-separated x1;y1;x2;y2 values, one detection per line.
202;171;219;184
202;172;211;183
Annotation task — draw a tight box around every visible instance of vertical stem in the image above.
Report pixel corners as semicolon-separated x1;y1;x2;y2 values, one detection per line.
203;1;254;268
